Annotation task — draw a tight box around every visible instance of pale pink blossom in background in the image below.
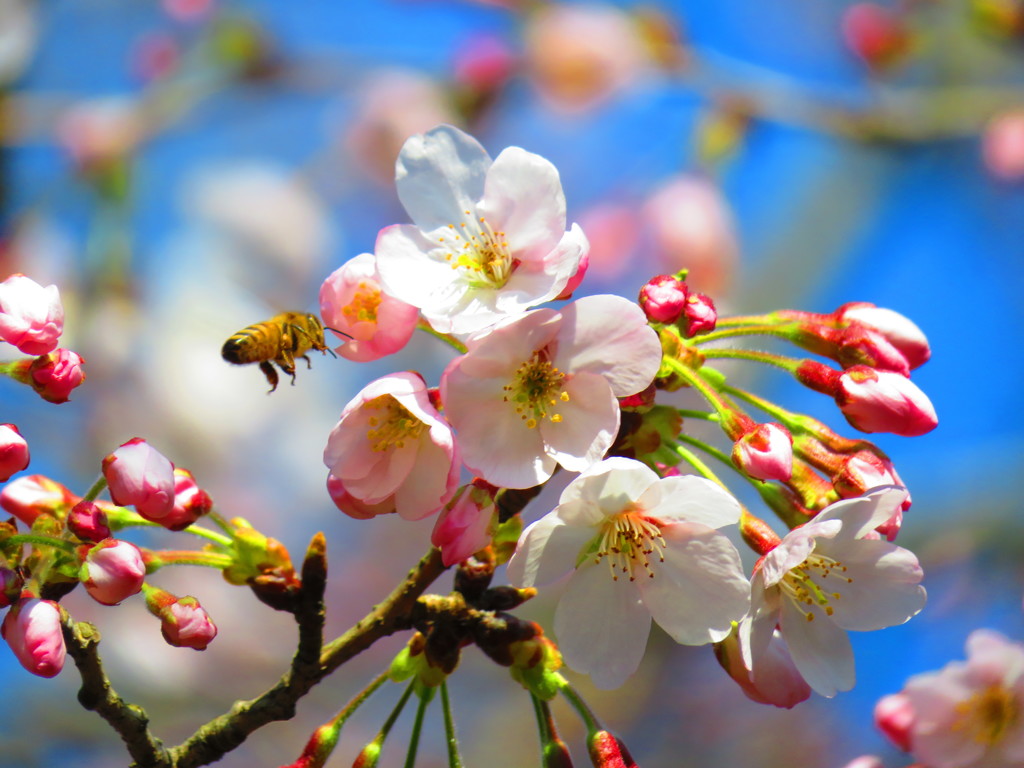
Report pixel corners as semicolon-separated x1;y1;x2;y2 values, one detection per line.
716;628;811;709
323;372;459;521
452;34;518;94
732;423;793;482
983;109;1024;181
838;303;931;370
376;124;589;335
508;457;749;689
884;630;1024;768
740;488;926;698
162;0;212;22
345;70;457;185
319;253;419;362
0;0;37;87
102;438;176;522
642;175;738;297
0;423;29;481
0;274;64;355
441;294;661;488
836;366;938;437
874;692;914;752
2;598;65;678
431;480;497;567
841;3;911;70
575;203;642;282
57;97;144;170
82;539;146;606
524;3;650;111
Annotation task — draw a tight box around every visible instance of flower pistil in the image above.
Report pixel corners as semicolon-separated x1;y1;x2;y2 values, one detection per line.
593;510;666;581
503;352;570;428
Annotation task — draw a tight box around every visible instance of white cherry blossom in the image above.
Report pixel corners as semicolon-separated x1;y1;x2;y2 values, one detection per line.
740;487;926;697
375;124;589;335
507;457;750;689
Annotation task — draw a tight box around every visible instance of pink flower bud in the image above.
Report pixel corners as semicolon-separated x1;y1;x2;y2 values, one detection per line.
842;3;911;70
160;468;213;531
26;348;86;403
102;438;175;521
732;423;794;482
0;424;29;481
836;324;911;376
431;481;497;567
0;274;64;355
453;33;517;93
0;474;77;526
835;366;938;437
874;692;915;751
0;567;23;609
555;249;589;301
838;303;930;370
983;109;1024;182
681;292;717;337
833;451;913;536
2;597;65;677
319;253;419;363
587;730;638;768
67;499;111;542
82;539;146;605
638;274;688;323
326;473;395;520
714;629;811;709
145;587;217;650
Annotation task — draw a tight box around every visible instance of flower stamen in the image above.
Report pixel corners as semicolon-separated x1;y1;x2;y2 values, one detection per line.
503;352;570;428
363;394;427;452
780;554;851;621
592;510;665;582
436;211;513;288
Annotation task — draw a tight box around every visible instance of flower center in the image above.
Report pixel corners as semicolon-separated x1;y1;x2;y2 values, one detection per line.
363;394;426;452
779;553;852;621
502;351;570;429
952;684;1019;746
437;210;514;288
342;281;382;324
592;509;665;582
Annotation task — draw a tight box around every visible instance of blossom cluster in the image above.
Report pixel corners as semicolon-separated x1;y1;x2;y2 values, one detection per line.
316;124;937;703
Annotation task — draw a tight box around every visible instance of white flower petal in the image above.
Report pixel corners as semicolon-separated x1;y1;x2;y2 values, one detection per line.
815;486;908;541
554;564;651;689
638;475;741;529
780;596;855;697
392;439;456;520
553;294;661;396
506;513;594;588
739;580;780;671
540;372;618;473
639;523;750;645
556;457;659;524
477;145;566;260
395;125;490;232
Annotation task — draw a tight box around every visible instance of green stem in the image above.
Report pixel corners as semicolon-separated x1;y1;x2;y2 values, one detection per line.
107;511;233;549
713;313;780;328
6;534;78;555
672;442;730;491
531;693;551;747
375;682;415;751
81;475;108;503
337;671;391;729
691;324;792;345
721;384;800;428
676;408;720;423
403;689;431;768
559;679;601;735
144;550;234;570
699;347;800;372
440;682;463;768
206;509;235;535
661;357;736;424
676;433;775;497
417;320;467;354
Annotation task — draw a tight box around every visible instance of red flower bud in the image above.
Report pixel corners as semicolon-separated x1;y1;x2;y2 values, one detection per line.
82;539;146;606
587;730;638;768
102;438;175;521
0;424;30;481
842;3;911;71
681;292;716;337
19;348;86;404
67;499;112;542
638;274;688;323
160;468;213;531
2;597;65;677
732;423;793;482
874;692;915;752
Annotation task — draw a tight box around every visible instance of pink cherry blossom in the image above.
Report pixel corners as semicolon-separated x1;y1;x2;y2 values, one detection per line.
638;274;688;324
319;253;419;363
441;294;661;489
508;457;749;689
836;366;938;437
0;474;77;526
82;539;146;606
838;303;931;370
431;480;497;567
2;598;65;678
874;692;914;751
716;628;811;709
323;372;459;521
325;472;395;520
740;487;926;697
101;438;176;522
0;423;29;481
732;423;793;482
160;597;217;650
375;125;589;335
0;274;64;355
25;348;86;403
983;109;1024;182
899;630;1024;768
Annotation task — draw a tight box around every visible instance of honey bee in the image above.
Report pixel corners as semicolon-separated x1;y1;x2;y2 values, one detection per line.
221;311;334;392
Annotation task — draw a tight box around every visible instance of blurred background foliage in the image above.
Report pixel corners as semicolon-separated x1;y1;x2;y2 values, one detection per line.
0;0;1022;766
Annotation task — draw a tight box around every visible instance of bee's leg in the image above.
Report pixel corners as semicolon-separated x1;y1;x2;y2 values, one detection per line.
277;349;298;386
259;361;279;393
297;353;313;370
